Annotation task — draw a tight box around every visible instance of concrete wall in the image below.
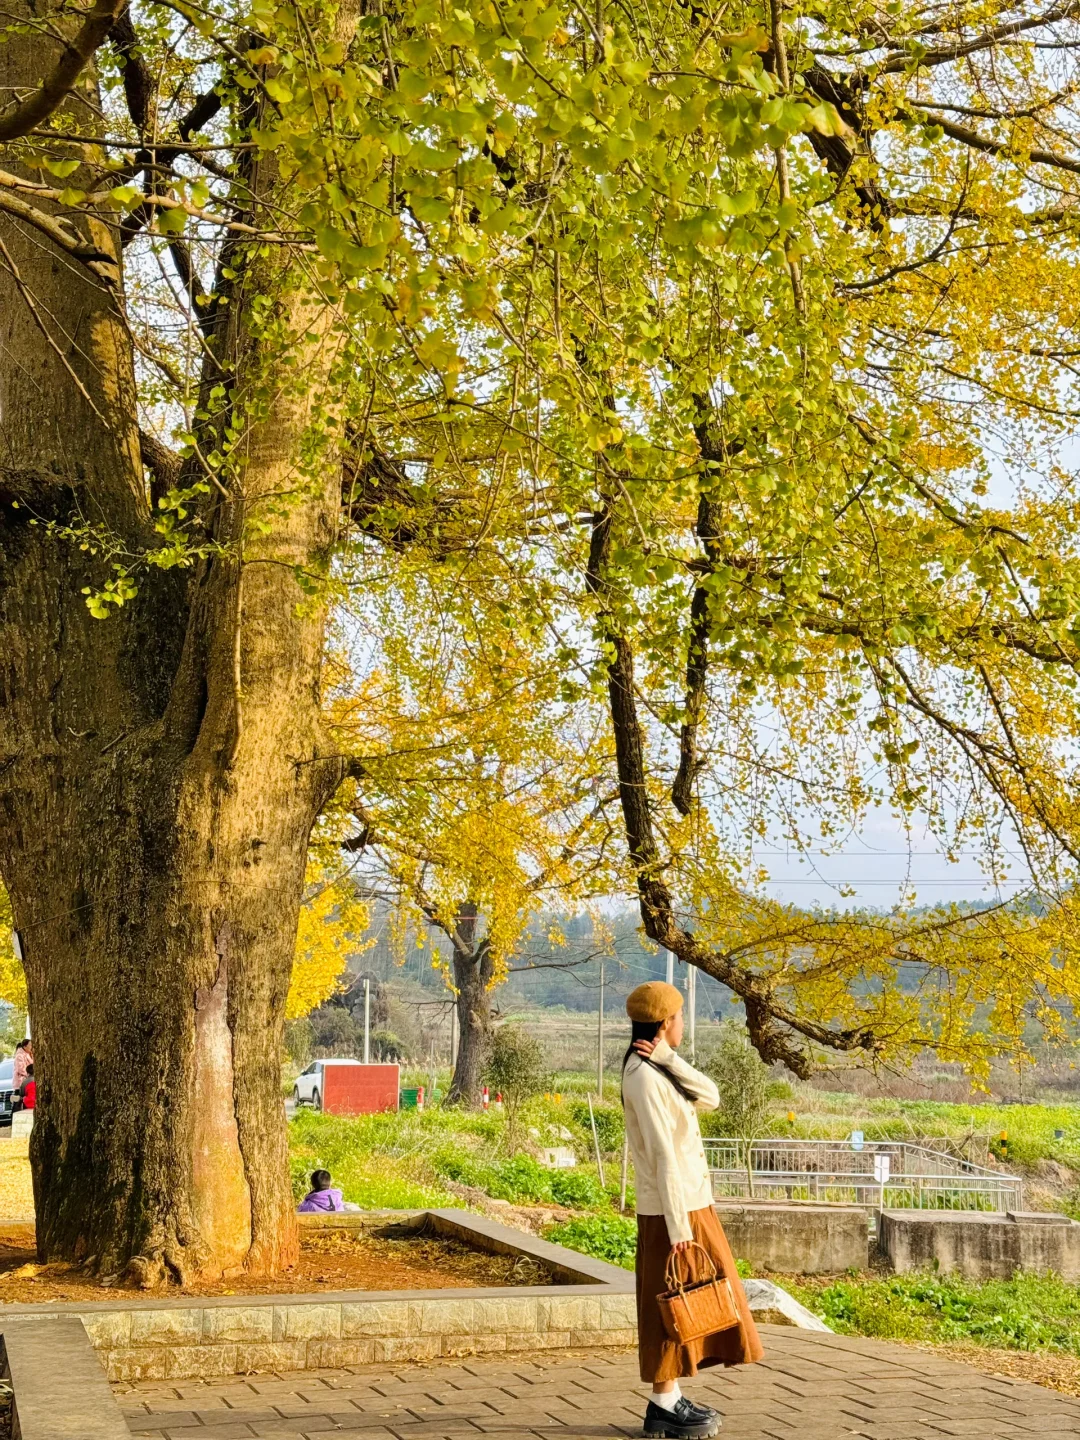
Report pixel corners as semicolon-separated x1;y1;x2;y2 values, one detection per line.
879;1209;1080;1280
715;1200;868;1274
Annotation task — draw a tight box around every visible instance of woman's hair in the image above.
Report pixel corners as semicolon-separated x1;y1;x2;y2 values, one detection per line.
621;1021;697;1103
310;1169;332;1191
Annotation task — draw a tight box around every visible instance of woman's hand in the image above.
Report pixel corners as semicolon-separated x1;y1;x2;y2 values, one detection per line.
632;1038;658;1058
671;1240;691;1254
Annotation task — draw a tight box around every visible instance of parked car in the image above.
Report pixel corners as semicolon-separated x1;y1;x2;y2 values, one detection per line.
293;1058;365;1111
0;1060;18;1121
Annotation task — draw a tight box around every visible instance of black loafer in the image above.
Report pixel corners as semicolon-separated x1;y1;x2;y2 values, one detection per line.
682;1399;720;1423
643;1397;722;1438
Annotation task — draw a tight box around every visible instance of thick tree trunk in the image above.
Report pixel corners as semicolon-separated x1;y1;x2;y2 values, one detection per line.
446;952;495;1106
2;736;332;1282
445;906;494;1107
1;410;345;1283
0;3;353;1281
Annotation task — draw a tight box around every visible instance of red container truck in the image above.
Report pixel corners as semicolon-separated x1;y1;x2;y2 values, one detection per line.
293;1059;400;1115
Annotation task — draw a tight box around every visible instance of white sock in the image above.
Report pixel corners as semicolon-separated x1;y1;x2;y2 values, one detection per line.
651;1384;681;1411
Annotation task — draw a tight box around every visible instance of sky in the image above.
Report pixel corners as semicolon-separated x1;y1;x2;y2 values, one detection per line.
753;808;1031;911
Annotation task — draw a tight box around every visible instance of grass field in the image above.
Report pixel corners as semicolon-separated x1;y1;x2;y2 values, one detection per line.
287;1078;1080;1222
287;1096;628;1212
395;1065;1080;1167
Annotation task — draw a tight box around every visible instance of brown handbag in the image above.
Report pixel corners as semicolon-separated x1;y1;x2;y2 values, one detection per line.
656;1242;741;1344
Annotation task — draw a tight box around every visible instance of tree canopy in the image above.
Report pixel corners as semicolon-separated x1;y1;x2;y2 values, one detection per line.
7;0;1080;1111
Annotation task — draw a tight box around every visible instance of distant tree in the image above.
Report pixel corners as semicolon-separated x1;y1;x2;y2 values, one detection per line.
284;1019;315;1070
703;1027;774;1197
0;887;25;1027
371;1030;406;1064
337;973;390;1030
484;1025;548;1150
309;1006;361;1058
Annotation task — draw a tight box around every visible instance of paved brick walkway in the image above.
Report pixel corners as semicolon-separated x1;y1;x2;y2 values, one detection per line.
116;1327;1080;1440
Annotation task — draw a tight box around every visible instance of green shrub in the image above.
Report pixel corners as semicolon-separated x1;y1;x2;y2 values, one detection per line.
550;1168;606;1207
605;1178;635;1212
290;1152;314;1202
427;1142;605;1209
484;1026;549;1146
487;1154;554;1203
547;1215;638;1269
430;1145;494;1190
785;1270;1080;1354
569;1100;624;1152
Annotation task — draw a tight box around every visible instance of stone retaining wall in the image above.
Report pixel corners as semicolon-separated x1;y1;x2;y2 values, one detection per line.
880;1208;1080;1280
62;1284;640;1381
1;1316;130;1438
0;1207;829;1383
714;1200;869;1274
1;1211;637;1383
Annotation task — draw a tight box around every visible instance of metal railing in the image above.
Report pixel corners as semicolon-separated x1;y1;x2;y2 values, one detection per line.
705;1137;1024;1213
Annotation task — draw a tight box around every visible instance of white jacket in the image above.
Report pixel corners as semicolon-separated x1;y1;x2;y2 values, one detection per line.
622;1038;720;1245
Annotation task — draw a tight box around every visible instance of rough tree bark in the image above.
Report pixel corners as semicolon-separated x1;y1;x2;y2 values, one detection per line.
444;904;495;1107
0;7;354;1282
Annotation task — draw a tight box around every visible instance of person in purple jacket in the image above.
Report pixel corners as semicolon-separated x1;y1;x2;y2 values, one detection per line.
297;1169;344;1213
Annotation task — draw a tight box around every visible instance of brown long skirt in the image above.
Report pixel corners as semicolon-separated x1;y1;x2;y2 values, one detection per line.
636;1207;764;1383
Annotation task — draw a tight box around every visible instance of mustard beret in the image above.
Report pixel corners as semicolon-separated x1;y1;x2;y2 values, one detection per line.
626;980;684;1023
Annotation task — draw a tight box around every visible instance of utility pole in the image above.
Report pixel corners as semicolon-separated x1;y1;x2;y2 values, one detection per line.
665;950;674;985
596;961;605;1097
687;963;696;1060
363;977;370;1063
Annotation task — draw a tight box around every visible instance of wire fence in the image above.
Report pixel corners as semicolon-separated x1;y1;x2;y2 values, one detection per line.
705;1137;1024;1213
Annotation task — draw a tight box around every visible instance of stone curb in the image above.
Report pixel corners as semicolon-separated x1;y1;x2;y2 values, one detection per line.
1;1315;129;1438
0;1210;637;1383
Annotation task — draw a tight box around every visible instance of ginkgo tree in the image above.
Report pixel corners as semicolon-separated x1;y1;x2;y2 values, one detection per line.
0;887;27;1023
5;0;1080;1286
522;0;1080;1076
325;554;613;1103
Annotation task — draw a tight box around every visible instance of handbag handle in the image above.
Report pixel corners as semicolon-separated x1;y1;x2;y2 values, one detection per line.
664;1241;720;1293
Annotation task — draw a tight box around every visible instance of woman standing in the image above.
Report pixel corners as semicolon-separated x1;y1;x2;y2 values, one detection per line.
12;1040;30;1092
622;981;762;1439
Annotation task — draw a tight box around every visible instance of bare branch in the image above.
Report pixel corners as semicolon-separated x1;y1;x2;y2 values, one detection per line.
0;0;128;143
167;237;214;338
877;0;1080;73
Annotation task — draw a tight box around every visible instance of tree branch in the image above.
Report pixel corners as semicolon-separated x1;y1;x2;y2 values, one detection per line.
913;106;1080;175
876;0;1080;73
138;429;182;506
108;3;152;133
0;0;128;142
167;238;214;338
0;181;117;284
